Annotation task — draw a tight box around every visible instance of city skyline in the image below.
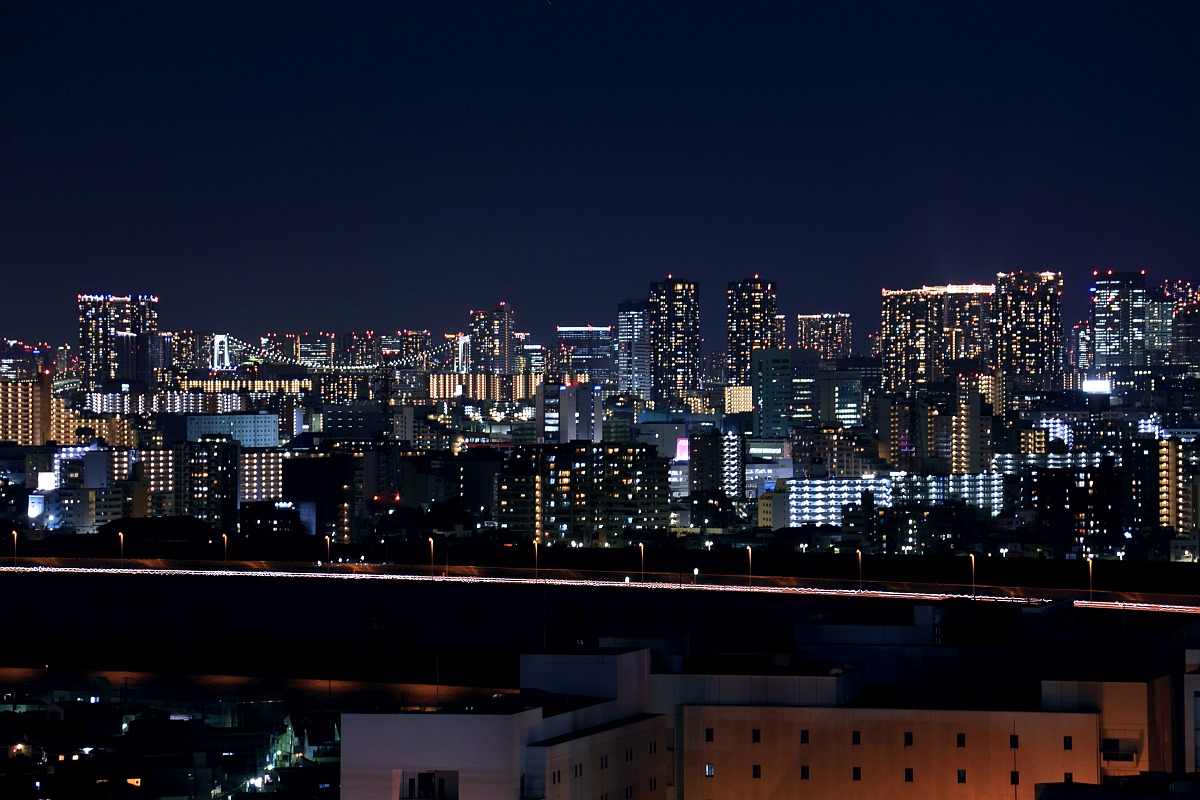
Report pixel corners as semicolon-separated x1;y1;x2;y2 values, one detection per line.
3;2;1196;347
4;266;1195;361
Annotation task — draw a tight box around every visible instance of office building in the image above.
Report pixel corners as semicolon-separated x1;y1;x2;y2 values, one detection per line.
1173;304;1200;369
260;332;302;362
994;271;1064;391
182;413;280;448
817;369;866;429
649;277;701;408
1090;269;1148;373
1160;278;1200;313
556;325;615;383
752;348;819;438
381;329;433;370
339;330;383;367
1067;319;1093;372
616;300;653;403
537;382;603;443
726;276;778;385
298;332;338;368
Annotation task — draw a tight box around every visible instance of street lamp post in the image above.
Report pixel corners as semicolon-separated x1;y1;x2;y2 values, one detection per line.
324;535;330;564
856;549;862;592
1087;556;1093;602
222;532;228;565
638;542;644;583
533;538;539;582
969;552;975;598
428;537;435;578
11;529;16;566
119;532;124;566
746;545;752;587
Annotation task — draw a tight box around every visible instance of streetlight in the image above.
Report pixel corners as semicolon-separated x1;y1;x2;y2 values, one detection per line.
969;553;975;598
746;545;752;587
324;534;330;563
693;567;699;585
222;532;228;565
533;538;539;582
638;542;644;583
856;549;862;592
119;531;124;565
11;529;16;566
1087;555;1093;602
428;537;435;578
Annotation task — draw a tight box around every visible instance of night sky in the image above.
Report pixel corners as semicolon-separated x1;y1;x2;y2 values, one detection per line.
3;1;1197;350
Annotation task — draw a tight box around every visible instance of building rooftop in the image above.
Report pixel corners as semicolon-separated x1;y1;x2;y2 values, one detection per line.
677;652;853;678
528;712;661;748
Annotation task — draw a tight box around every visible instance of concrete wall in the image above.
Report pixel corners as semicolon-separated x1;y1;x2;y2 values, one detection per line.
679;705;1099;800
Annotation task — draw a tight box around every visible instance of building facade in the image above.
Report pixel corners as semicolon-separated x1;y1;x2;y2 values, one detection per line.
796;312;854;360
994;271;1064;392
649;277;701;408
726;276;778;386
77;293;159;388
1091;269;1148;373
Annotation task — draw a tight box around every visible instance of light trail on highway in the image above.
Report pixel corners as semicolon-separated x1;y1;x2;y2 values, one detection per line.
4;562;1197;614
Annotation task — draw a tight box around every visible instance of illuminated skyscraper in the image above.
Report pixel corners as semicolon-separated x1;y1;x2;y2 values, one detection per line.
298;331;338;369
1173;304;1200;369
1090;270;1147;372
0;374;51;446
879;288;945;392
77;294;159;388
340;330;383;367
994;271;1064;391
469;302;517;375
726;276;778;385
1160;278;1200;312
940;286;994;366
260;332;302;362
796;312;853;360
649;277;701;407
380;330;433;370
557;325;615;383
616;300;652;403
1067;319;1093;372
1144;289;1173;365
879;285;993;393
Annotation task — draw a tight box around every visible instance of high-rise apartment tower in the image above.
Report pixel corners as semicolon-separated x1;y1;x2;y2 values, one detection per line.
649;277;701;408
726;276;778;385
